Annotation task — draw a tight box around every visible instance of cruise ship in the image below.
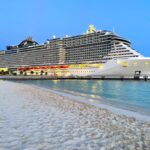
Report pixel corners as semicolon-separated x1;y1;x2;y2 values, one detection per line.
0;25;150;79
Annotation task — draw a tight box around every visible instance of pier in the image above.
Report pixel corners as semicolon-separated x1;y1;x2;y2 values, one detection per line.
0;75;149;81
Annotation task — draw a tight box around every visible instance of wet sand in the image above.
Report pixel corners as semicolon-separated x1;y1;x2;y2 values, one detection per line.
0;80;150;150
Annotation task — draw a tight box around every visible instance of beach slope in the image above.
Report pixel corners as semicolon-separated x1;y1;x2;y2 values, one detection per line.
0;80;150;150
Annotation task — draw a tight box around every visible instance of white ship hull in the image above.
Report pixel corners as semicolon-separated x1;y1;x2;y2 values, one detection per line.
69;57;150;79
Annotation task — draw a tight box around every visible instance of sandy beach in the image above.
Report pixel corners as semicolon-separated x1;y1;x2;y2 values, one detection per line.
0;80;150;150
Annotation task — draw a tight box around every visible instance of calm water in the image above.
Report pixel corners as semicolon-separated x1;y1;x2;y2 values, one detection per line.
18;80;150;114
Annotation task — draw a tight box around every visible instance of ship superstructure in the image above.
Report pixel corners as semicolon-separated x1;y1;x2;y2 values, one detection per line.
0;25;149;79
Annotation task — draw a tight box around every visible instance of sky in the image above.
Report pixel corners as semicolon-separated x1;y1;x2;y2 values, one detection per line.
0;0;150;56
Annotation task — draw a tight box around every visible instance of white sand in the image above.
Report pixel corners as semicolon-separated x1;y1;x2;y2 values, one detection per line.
0;80;150;150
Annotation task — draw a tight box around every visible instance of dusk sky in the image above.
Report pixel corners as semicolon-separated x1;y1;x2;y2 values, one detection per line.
0;0;150;56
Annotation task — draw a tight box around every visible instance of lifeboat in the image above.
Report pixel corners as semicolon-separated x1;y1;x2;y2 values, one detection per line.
18;67;28;71
50;66;58;69
59;65;69;69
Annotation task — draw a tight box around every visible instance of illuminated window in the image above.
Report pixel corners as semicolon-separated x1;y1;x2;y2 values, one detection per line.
121;62;128;67
117;60;121;64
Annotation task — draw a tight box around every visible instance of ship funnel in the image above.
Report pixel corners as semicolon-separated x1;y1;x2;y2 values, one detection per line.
86;25;97;34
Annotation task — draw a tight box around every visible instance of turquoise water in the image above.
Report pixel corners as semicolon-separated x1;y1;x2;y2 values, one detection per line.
18;80;150;114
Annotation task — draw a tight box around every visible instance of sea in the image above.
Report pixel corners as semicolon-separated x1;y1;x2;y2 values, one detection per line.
18;80;150;115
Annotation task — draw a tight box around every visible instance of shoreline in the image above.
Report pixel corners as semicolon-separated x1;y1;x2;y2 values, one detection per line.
16;81;150;123
0;80;150;149
42;88;150;123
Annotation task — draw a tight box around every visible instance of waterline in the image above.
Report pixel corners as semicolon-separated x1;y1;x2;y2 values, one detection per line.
17;80;150;116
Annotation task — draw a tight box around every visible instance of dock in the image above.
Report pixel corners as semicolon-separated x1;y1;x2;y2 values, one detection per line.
0;75;149;81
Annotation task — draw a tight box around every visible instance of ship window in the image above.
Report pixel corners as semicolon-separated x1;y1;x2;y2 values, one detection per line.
121;62;128;67
133;62;138;65
145;62;149;65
